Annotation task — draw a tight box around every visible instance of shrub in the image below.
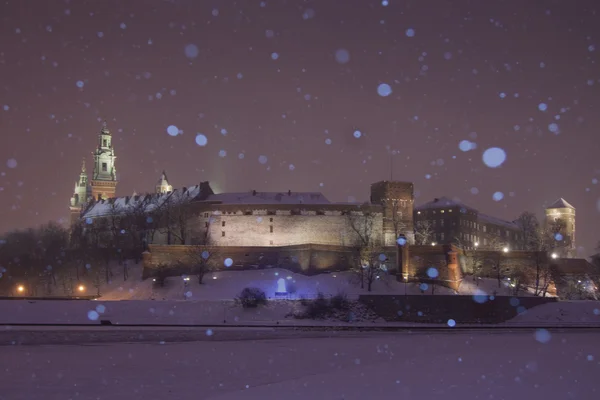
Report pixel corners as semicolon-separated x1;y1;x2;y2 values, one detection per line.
153;263;170;287
330;291;349;310
237;287;267;308
303;292;332;319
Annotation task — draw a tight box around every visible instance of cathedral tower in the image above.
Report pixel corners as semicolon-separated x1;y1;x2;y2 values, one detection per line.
69;159;91;225
155;170;173;194
90;121;118;201
545;198;576;258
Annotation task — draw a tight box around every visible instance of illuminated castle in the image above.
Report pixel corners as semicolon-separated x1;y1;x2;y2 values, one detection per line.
545;198;576;258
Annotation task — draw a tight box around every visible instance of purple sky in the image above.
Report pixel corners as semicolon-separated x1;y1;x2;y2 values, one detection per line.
0;0;598;256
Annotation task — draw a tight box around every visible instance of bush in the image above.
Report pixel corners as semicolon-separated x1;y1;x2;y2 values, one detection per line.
237;287;267;308
330;291;349;310
303;292;332;319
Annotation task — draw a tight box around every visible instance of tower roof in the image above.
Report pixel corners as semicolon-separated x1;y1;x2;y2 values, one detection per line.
156;170;170;186
547;198;575;210
100;120;110;135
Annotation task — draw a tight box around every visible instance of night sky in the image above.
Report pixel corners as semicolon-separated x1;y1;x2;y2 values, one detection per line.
0;0;598;256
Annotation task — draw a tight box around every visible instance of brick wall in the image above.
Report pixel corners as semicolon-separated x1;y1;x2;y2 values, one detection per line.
142;242;462;289
153;209;385;248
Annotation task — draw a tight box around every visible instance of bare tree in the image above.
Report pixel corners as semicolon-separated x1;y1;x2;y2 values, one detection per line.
414;220;434;245
514;211;540;251
158;189;193;245
346;204;385;292
185;220;217;284
454;236;485;280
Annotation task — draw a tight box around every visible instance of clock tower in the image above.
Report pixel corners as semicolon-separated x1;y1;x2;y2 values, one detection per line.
90;121;118;201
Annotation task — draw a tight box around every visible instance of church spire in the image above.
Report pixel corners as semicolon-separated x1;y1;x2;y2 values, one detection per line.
90;121;118;201
156;170;173;194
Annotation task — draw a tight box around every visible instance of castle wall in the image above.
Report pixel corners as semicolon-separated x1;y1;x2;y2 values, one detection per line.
152;208;385;248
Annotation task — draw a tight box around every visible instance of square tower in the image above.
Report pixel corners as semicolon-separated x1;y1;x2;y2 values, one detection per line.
370;181;415;245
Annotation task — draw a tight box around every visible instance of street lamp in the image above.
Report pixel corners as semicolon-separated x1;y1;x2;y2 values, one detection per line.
474;242;479;248
551;253;558;259
78;285;85;292
503;247;509;253
16;285;24;294
431;242;436;246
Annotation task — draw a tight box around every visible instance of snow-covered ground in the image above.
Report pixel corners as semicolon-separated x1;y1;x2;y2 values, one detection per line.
2;330;599;400
97;263;529;301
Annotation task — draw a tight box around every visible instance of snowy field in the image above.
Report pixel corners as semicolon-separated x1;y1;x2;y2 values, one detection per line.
0;297;598;327
95;263;534;301
1;330;599;400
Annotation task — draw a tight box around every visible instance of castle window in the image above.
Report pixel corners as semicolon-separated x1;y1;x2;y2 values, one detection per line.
221;231;225;237
103;139;107;147
244;211;253;215
204;213;209;218
222;221;226;227
101;163;107;172
269;217;273;222
270;240;273;245
205;222;208;228
270;225;273;233
267;210;276;215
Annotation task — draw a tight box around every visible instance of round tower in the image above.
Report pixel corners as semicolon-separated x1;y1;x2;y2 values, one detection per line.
545;198;576;258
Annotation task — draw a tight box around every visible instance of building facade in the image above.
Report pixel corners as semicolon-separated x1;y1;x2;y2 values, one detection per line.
413;197;523;250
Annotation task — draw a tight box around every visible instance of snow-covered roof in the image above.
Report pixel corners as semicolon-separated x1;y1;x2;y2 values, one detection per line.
547;198;575;210
205;191;331;205
82;184;202;218
478;213;519;229
415;196;476;211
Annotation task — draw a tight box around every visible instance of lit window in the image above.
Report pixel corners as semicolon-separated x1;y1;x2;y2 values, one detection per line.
101;163;107;172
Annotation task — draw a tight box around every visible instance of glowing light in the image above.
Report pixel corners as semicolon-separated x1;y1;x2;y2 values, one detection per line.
353;130;362;138
78;285;85;292
184;44;199;58
195;134;208;146
382;0;389;6
325;138;332;145
503;247;509;253
377;83;392;97
492;191;504;201
534;329;551;343
76;80;84;88
447;319;456;327
474;242;479;247
276;278;287;293
224;258;233;267
271;52;279;60
167;125;179;136
6;158;17;169
482;147;507;168
405;28;415;37
538;103;548;111
334;49;350;64
427;267;439;278
302;8;315;20
17;285;24;293
554;233;563;241
396;237;407;246
551;253;558;259
548;123;560;134
459;140;473;152
87;310;99;321
218;150;227;158
201;250;210;260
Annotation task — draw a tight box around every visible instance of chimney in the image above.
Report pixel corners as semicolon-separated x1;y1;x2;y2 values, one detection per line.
288;190;291;196
252;190;257;196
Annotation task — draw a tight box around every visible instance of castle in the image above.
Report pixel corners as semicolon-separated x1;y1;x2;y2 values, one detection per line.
70;123;576;257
